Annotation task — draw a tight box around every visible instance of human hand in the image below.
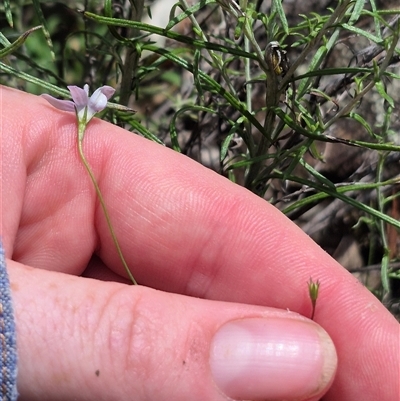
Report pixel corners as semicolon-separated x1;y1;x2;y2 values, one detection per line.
2;86;398;401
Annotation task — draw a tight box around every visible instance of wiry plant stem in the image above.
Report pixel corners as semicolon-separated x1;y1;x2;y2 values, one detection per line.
77;125;138;285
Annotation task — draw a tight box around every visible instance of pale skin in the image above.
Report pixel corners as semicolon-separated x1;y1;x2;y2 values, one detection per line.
1;86;398;400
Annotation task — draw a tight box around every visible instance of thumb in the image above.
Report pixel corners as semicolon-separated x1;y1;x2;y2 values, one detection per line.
10;261;337;401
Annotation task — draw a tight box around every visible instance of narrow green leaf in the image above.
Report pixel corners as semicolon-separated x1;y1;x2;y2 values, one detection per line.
165;0;216;31
340;23;383;44
272;0;289;34
280;175;400;230
375;81;395;108
31;0;55;60
295;67;372;79
300;160;336;190
349;112;375;138
169;120;181;153
4;0;13;27
381;251;390;293
221;116;247;160
221;133;235;161
84;11;255;60
193;49;203;99
297;45;327;97
348;0;364;24
0;33;11;47
274;108;400;152
0;26;42;59
368;0;382;41
130;121;164;144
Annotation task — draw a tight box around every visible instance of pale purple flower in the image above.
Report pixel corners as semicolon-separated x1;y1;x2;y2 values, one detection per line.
41;84;115;124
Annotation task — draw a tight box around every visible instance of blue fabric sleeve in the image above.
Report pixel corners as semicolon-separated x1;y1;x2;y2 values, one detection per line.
0;242;18;400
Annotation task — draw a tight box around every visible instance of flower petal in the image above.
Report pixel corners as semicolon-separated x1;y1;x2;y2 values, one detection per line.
68;85;89;109
99;85;116;100
88;86;115;114
88;93;107;114
41;94;76;112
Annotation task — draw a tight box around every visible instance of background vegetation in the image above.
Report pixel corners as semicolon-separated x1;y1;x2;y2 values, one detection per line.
1;0;400;318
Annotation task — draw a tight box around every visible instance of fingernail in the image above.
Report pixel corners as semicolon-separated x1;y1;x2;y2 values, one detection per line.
209;317;337;401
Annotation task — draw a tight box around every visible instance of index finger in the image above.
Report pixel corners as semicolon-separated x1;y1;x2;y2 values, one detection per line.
3;86;399;401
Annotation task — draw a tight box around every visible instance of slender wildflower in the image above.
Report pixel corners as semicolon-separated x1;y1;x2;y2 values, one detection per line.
42;85;138;285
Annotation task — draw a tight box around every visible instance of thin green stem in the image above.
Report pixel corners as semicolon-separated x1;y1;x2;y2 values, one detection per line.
77;127;137;285
376;153;390;294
